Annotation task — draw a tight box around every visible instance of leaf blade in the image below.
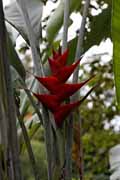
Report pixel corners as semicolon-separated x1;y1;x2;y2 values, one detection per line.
112;0;120;110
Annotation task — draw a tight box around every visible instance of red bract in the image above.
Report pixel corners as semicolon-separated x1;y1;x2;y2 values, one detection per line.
53;101;81;127
54;59;80;82
48;49;69;74
33;93;60;112
33;49;95;128
35;76;61;93
52;47;61;59
56;77;94;101
35;75;92;96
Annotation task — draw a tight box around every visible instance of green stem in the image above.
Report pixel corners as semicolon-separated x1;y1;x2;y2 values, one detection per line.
61;0;73;179
73;0;90;84
0;0;22;179
42;108;53;180
17;0;43;76
17;109;40;180
62;0;70;52
65;114;73;180
17;1;55;179
20;77;35;115
20;79;43;124
72;1;90;180
56;130;65;168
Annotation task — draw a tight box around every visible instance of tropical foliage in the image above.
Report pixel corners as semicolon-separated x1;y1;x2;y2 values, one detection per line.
0;0;120;180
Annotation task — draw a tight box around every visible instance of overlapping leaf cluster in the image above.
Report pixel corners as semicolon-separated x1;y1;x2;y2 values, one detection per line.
33;49;93;128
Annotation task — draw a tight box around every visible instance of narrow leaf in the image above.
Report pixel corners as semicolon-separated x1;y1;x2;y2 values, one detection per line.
7;36;26;80
112;0;120;110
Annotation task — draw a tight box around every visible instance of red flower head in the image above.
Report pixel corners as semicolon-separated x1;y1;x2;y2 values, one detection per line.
33;48;95;128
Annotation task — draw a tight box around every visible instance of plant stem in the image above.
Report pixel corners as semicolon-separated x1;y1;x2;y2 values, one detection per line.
0;0;22;179
72;1;90;180
62;1;74;179
65;114;73;180
0;101;7;179
17;1;53;179
20;77;35;115
73;0;90;84
42;108;53;180
20;79;43;124
78;116;84;180
17;0;43;76
0;159;3;180
62;0;70;53
17;109;41;180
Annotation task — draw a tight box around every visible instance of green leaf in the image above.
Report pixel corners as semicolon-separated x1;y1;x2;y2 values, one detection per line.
109;145;120;179
46;0;81;43
46;1;64;43
84;6;111;51
7;36;26;80
112;0;120;110
67;6;111;64
4;0;43;42
19;121;41;149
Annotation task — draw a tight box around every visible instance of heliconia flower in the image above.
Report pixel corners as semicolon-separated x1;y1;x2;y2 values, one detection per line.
53;59;80;83
48;49;69;74
33;93;60;112
33;78;94;113
53;85;96;127
33;48;95;128
53;101;81;127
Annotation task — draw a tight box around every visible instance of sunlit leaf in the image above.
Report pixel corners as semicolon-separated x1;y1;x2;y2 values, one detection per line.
84;7;111;50
8;36;26;80
4;0;43;41
112;0;120;110
68;6;111;64
46;0;81;43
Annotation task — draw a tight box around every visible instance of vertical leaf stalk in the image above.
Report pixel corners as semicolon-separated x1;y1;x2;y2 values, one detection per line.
65;113;73;180
17;0;43;76
0;0;22;179
17;1;53;179
62;0;73;179
72;1;90;180
62;0;70;52
73;0;90;83
17;109;41;180
20;79;43;124
42;108;53;180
